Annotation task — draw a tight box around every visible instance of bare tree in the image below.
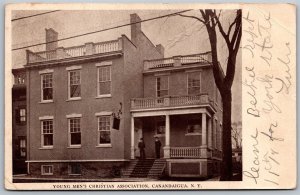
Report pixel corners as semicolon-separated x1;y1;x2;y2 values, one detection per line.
232;121;242;149
178;10;242;180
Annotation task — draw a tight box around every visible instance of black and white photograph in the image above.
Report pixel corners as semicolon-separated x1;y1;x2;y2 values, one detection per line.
5;3;296;190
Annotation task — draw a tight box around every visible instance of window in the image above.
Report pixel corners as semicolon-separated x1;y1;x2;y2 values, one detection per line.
156;76;168;97
15;74;25;84
41;73;53;101
186;119;201;134
69;118;81;146
69;163;81;175
41;165;53;175
156;120;165;135
68;70;81;99
187;72;201;95
98;66;111;96
19;137;26;157
15;108;26;124
98;116;111;145
41;120;53;147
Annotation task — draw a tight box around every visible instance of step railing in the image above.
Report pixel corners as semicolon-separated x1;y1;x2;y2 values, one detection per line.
170;147;202;158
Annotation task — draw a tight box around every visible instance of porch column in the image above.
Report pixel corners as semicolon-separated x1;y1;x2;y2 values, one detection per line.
131;116;135;159
208;116;212;148
201;113;207;146
164;114;170;158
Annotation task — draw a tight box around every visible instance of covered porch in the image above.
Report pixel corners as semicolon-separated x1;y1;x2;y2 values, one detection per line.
130;108;220;160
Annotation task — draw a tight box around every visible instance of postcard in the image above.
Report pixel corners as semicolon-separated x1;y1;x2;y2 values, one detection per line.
4;3;296;190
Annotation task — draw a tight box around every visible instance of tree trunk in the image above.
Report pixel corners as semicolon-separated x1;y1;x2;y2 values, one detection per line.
220;89;233;181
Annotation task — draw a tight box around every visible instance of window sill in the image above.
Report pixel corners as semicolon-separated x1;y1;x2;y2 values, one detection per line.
41;173;53;176
66;97;82;102
153;134;165;138
96;144;112;148
39;147;53;150
67;146;81;149
96;94;111;99
39;100;54;104
185;133;201;136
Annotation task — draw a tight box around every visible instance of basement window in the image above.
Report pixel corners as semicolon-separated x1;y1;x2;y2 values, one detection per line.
41;165;53;175
69;163;81;175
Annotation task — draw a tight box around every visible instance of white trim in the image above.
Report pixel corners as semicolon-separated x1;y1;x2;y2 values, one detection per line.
39;100;54;104
97;66;112;97
66;114;82;118
39;69;54;74
185;133;201;136
95;111;112;116
66;65;82;71
131;106;208;117
26;159;129;163
95;61;113;67
66;97;82;102
154;72;170;76
41;165;53;175
68;69;81;100
185;69;202;73
39;147;53;150
40;73;54;102
156;75;169;97
96;144;112;148
96;94;112;99
39;116;54;120
187;71;201;95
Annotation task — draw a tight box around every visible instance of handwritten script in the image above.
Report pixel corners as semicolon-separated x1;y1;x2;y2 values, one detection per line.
242;10;291;186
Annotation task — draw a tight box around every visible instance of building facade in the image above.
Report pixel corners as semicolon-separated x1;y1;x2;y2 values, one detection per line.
24;13;164;177
20;13;223;179
130;53;223;178
12;68;27;174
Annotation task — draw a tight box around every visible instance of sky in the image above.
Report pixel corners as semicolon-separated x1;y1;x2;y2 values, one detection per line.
11;9;241;122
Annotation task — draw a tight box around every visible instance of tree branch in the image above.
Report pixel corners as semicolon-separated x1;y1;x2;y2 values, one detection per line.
177;13;205;23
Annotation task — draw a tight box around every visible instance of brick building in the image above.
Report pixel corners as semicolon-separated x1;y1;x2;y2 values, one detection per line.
12;68;27;174
24;13;164;177
20;13;223;179
129;53;223;178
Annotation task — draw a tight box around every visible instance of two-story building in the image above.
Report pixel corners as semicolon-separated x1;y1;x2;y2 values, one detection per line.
24;13;164;178
12;68;27;174
130;53;223;178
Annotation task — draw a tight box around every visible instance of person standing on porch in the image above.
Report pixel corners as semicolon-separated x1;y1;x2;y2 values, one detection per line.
154;136;161;159
138;138;145;159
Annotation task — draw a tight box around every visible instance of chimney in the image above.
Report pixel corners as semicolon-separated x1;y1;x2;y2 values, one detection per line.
156;44;165;57
45;28;58;51
130;13;141;45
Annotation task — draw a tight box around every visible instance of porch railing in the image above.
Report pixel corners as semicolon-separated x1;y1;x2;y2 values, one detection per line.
144;52;212;70
27;38;122;64
170;147;202;158
131;94;215;110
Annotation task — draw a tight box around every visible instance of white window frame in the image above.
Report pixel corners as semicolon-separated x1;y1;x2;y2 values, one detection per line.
68;69;81;100
156;76;169;97
97;115;112;147
40;119;54;149
68;117;82;148
19;108;26;122
40;73;54;103
97;65;112;98
41;165;53;175
187;71;201;95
